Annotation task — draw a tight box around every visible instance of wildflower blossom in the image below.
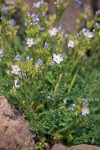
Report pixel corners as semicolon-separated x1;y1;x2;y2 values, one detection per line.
76;0;82;5
32;0;44;9
53;53;63;64
82;28;87;33
94;22;99;28
24;20;28;26
0;49;5;57
8;19;15;28
42;12;46;16
14;80;20;88
25;11;31;16
60;0;65;2
82;28;94;38
68;40;74;49
12;64;20;75
22;71;26;77
63;33;68;38
44;42;49;48
50;61;55;66
83;30;94;38
82;99;88;104
1;6;9;14
14;55;20;61
0;16;4;20
9;0;15;4
36;59;42;67
96;9;100;15
82;106;90;116
33;41;38;45
72;104;76;107
49;28;58;37
25;38;34;47
69;104;76;111
60;29;68;38
31;14;39;23
42;67;45;70
76;33;80;37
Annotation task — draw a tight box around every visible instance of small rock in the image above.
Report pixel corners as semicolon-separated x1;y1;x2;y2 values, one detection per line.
0;96;35;150
51;144;100;150
52;143;68;150
68;144;100;150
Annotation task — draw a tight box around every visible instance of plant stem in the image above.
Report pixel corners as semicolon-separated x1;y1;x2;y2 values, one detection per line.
67;66;80;95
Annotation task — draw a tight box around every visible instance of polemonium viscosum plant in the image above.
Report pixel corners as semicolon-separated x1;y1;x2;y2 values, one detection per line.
0;0;100;147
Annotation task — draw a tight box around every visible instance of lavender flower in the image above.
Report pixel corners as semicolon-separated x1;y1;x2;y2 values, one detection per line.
94;22;99;28
33;40;38;45
9;0;15;4
69;103;76;111
25;38;34;47
14;55;20;61
12;64;20;75
41;67;45;70
25;38;38;47
53;53;63;64
25;11;31;16
60;0;65;2
69;107;73;111
83;30;94;38
0;16;4;20
76;0;82;5
1;6;9;14
68;40;74;49
82;106;90;116
82;99;88;104
72;104;76;107
31;14;39;23
63;33;68;38
8;19;15;28
14;79;20;88
42;12;46;16
24;20;28;26
76;33;80;37
36;59;42;67
50;61;55;66
44;42;49;48
32;0;44;9
49;27;58;37
82;28;94;38
0;49;5;57
96;10;100;15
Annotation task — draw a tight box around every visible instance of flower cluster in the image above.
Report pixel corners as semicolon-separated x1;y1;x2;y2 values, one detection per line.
0;0;99;146
82;99;90;116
